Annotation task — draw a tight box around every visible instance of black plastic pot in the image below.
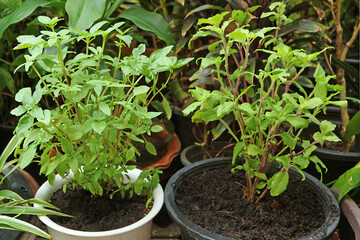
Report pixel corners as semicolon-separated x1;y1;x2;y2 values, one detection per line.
297;106;360;183
180;142;233;166
165;158;340;240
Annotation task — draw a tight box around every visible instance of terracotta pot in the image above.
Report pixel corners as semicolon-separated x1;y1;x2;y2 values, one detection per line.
331;188;360;240
142;123;181;171
165;158;340;240
34;169;164;240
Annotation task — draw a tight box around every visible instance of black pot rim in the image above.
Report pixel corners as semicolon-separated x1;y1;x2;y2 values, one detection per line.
165;157;341;240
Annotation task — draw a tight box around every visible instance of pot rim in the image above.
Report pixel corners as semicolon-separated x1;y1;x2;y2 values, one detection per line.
165;157;340;240
34;170;164;237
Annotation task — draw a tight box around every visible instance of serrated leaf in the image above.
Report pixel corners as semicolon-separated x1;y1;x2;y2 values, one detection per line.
67;125;83;141
269;171;289;196
279;132;297;150
238;103;254;115
92;121;106;134
16;115;34;134
133;86;149;96
286;116;309;129
293;155;310;169
233;142;245;164
19;146;36;169
183;102;201;116
126;148;135;161
151;124;163;133
134;178;144;194
247;144;259;156
300;97;323;109
145;141;157;156
162;96;172;119
99;102;111;116
149;46;173;62
61;138;73;154
10;106;27;116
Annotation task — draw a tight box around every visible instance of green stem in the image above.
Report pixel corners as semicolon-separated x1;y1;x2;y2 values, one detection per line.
0;58;13;66
31;66;62;113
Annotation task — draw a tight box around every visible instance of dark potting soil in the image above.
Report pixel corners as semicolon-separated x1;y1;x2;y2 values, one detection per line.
49;186;150;231
175;165;326;240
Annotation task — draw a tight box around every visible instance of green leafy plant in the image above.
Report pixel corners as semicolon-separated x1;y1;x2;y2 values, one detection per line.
183;2;346;203
319;0;359;152
0;135;69;239
331;161;360;202
0;0;175;127
11;16;192;205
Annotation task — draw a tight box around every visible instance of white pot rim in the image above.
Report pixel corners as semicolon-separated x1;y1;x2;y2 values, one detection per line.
34;170;164;237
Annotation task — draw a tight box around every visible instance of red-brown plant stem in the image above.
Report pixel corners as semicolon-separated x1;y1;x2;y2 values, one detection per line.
232;51;250;103
32;66;62;114
225;54;236;96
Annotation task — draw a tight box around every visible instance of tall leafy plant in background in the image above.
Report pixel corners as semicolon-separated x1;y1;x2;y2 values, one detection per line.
321;0;359;151
156;1;328;157
0;0;175;127
280;0;360;151
148;0;326;107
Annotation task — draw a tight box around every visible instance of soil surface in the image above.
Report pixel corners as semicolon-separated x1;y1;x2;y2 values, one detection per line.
49;186;150;231
175;164;326;239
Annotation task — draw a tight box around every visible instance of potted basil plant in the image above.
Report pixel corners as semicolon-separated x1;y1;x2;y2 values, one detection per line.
165;3;343;239
11;16;192;240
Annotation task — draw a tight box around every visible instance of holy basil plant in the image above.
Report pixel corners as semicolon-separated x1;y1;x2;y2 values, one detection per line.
11;16;192;205
184;2;347;203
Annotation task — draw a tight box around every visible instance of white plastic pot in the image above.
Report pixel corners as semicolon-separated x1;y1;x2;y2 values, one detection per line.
34;170;164;240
